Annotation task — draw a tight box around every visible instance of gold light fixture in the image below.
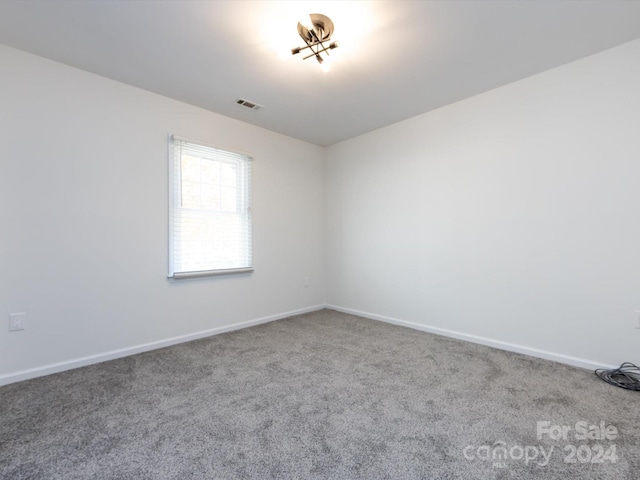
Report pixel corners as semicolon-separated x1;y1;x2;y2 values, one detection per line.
291;13;339;65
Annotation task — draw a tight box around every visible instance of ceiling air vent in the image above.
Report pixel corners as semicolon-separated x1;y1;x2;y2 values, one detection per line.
236;98;263;111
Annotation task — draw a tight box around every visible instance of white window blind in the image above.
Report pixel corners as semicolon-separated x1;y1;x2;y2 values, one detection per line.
169;135;253;278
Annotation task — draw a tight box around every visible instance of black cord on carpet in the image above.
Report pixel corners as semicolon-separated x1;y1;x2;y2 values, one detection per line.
595;362;640;391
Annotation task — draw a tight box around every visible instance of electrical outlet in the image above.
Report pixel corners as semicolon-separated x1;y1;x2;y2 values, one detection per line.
303;277;309;288
635;311;640;329
9;313;26;332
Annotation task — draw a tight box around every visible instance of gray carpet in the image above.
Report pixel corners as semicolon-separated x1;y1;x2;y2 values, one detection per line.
1;309;638;479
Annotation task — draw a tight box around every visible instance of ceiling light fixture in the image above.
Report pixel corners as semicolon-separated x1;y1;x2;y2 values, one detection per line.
291;13;339;66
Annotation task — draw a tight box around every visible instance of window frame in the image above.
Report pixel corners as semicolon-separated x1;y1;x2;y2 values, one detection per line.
168;134;253;279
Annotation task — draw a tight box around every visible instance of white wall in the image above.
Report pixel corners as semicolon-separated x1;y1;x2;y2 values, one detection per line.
326;39;640;369
3;38;639;385
0;45;325;384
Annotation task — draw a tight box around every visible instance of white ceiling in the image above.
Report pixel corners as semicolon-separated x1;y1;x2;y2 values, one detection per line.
1;1;639;146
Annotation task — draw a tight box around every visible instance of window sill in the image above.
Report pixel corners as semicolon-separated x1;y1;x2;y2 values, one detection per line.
168;267;254;280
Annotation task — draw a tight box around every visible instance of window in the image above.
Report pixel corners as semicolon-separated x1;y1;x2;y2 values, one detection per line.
169;135;252;278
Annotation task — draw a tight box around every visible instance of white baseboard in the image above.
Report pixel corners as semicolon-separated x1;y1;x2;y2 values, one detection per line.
0;304;325;387
326;304;617;372
1;303;618;387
